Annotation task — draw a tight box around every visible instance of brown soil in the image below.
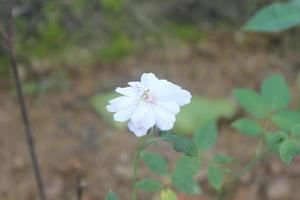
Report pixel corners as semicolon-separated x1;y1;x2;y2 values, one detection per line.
1;31;300;200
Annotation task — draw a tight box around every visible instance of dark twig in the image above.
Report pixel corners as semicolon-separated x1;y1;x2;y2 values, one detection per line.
75;163;86;200
0;8;46;200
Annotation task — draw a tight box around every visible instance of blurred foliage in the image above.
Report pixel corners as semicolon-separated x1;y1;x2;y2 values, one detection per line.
10;70;71;96
0;53;10;76
105;191;119;200
174;96;237;133
0;0;276;79
160;189;178;200
98;33;136;62
166;24;206;43
15;1;71;59
90;92;237;134
100;0;125;13
233;74;300;164
244;0;300;32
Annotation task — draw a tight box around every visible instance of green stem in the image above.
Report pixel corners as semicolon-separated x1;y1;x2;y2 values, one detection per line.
216;146;266;200
234;146;265;180
216;119;270;200
131;134;167;200
131;137;144;200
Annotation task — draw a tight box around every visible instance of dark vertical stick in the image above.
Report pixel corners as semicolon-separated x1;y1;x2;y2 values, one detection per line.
75;164;85;200
1;8;46;200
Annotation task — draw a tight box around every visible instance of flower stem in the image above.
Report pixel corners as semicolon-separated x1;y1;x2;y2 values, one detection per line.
131;132;167;200
131;137;145;200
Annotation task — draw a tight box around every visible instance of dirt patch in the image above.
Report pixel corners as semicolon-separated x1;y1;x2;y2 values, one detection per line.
0;31;300;200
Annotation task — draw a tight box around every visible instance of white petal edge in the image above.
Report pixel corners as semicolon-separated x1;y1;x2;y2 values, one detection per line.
156;80;192;106
153;105;176;131
131;102;156;130
115;87;138;97
140;73;160;90
113;105;136;122
156;100;180;115
128;121;149;137
107;96;136;111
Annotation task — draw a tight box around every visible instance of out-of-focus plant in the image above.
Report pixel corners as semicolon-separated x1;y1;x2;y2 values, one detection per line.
98;33;136;62
0;52;10;76
104;73;300;200
243;0;300;32
11;70;71;96
15;1;73;60
101;0;125;13
166;23;206;43
1;1;224;79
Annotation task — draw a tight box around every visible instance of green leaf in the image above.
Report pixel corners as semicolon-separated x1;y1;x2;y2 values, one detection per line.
171;155;201;194
160;189;178;200
105;191;119;200
171;175;201;194
207;165;225;191
193;121;218;151
232;118;262;136
265;131;287;152
271;110;300;131
279;139;300;164
174;96;237;134
213;154;235;164
173;155;201;176
234;89;269;118
290;0;300;6
243;3;300;32
140;151;168;175
135;179;162;192
261;75;291;110
291;124;300;139
164;134;198;157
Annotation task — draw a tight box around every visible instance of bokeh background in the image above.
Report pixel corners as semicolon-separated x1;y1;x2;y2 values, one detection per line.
1;0;300;199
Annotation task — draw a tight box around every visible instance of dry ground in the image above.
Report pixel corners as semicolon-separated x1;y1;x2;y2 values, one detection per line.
1;31;300;200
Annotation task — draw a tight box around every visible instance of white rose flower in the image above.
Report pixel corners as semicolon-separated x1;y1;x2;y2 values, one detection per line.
106;73;192;137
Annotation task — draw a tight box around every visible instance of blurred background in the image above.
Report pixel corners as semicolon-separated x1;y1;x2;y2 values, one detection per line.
0;0;300;199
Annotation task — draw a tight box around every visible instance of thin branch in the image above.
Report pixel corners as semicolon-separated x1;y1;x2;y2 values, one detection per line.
1;7;47;200
75;163;86;200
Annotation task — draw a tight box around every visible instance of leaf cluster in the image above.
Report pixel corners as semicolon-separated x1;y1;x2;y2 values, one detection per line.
233;75;300;164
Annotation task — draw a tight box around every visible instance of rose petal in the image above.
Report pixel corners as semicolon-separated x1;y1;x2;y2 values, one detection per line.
140;73;160;90
128;81;145;93
153;105;176;131
113;105;136;122
115;87;138;97
128;121;149;137
156;100;180;114
131;102;156;129
157;80;192;106
107;96;137;111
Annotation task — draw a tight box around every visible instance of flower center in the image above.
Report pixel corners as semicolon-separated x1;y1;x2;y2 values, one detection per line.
141;89;155;104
